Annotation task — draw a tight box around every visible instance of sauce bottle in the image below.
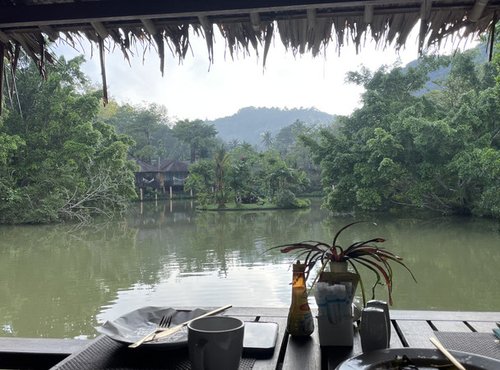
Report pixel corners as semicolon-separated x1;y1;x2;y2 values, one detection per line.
286;261;314;337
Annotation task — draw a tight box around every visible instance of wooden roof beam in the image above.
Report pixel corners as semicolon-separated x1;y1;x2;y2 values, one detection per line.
39;25;59;41
470;0;489;21
0;30;10;44
363;4;374;24
198;15;211;31
420;0;432;21
0;42;3;115
418;0;432;53
307;8;316;29
250;12;261;32
5;2;500;36
91;21;109;39
0;0;424;29
141;18;157;35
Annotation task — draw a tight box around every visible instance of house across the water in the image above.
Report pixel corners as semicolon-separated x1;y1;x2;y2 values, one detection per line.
133;158;189;199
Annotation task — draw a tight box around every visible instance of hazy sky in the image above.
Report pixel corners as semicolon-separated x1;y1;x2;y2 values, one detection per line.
55;26;473;121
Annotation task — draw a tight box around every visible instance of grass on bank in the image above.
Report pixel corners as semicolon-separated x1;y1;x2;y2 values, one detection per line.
196;198;310;211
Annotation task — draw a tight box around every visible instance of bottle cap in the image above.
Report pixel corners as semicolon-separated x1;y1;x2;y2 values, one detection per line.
292;261;306;272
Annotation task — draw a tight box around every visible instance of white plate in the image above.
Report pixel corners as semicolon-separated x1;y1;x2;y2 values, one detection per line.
96;306;208;347
336;348;500;369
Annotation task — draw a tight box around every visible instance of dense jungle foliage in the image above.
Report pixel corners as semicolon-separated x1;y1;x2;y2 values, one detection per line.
184;143;311;209
302;47;500;217
1;35;499;223
0;57;137;224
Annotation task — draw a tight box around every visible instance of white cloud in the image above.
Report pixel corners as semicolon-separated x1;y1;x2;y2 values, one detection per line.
54;26;476;121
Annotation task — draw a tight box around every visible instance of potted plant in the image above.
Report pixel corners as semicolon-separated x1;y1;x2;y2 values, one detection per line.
274;221;415;304
271;221;416;346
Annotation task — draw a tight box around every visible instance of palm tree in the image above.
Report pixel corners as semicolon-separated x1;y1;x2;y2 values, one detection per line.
260;130;273;150
214;146;230;208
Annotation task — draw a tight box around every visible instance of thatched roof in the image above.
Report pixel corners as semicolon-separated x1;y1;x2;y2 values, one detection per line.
160;160;189;173
133;158;189;174
1;0;499;113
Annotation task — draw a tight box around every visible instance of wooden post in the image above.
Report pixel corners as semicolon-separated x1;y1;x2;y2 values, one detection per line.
169;186;173;199
190;189;193;197
155;192;158;207
139;188;144;214
169;200;173;213
0;42;4;116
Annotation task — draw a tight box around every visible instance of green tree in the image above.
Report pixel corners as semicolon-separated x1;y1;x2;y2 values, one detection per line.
0;56;136;224
100;103;184;162
214;146;230;208
304;50;500;217
172;119;218;163
226;143;259;202
184;159;215;207
260;130;274;150
258;151;309;207
277;120;322;193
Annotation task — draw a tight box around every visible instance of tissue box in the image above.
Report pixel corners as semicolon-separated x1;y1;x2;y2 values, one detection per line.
315;271;358;346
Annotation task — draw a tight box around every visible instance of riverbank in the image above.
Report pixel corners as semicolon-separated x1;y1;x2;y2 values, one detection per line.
196;199;310;211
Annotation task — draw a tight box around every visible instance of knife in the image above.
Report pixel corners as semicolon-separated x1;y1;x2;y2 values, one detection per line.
129;304;232;348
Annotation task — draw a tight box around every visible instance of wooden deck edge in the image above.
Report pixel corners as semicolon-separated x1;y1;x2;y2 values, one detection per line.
226;307;500;322
0;337;91;355
0;337;91;370
390;309;500;321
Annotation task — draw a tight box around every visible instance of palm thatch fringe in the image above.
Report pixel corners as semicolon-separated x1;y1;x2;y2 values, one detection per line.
489;13;497;62
98;35;108;105
0;42;4;115
0;5;498;109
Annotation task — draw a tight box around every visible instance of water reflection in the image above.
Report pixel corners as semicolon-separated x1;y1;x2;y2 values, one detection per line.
0;200;499;339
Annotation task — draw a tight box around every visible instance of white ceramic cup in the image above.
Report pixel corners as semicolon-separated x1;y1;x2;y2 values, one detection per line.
188;316;245;370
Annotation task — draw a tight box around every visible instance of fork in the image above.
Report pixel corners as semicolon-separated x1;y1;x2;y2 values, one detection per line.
149;315;172;341
129;314;173;348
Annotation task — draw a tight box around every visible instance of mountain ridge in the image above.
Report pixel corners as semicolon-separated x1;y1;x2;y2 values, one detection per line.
209;106;336;146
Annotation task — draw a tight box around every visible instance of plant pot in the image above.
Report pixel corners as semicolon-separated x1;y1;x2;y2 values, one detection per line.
314;261;359;347
329;261;348;273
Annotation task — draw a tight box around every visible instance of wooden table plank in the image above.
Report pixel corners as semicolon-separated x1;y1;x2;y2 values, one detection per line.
432;320;471;332
191;307;288;370
468;321;498;333
325;321;404;369
390;310;500;321
241;316;287;370
324;345;358;370
209;307;288;370
209;311;286;370
282;324;321;370
388;320;404;348
395;320;434;348
203;306;289;318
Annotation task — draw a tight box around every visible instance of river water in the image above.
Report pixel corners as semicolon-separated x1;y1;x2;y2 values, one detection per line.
0;199;499;339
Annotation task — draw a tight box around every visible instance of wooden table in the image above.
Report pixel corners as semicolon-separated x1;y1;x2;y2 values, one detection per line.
1;308;499;370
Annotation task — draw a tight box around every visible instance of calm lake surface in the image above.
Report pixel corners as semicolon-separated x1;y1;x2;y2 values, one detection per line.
1;199;499;339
